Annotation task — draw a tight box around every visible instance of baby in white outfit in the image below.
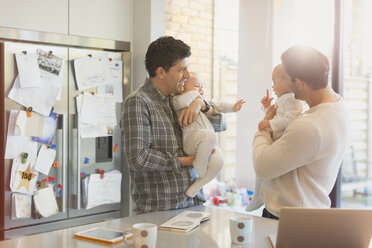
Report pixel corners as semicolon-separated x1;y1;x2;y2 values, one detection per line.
172;72;245;198
246;64;303;211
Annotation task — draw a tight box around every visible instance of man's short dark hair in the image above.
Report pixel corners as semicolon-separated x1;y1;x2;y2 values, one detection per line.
145;36;191;78
281;46;330;90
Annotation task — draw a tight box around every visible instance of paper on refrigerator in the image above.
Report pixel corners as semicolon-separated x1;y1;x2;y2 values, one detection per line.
5;110;38;160
76;94;107;138
10;158;39;195
80;92;98;126
34;145;56;175
12;193;32;219
96;60;123;102
15;110;44;137
33;185;59;217
76;93;116;138
74;56;106;90
81;92;116;126
15;52;42;88
37;49;64;101
85;170;122;209
8;76;59;116
31;112;59;145
76;94;107;137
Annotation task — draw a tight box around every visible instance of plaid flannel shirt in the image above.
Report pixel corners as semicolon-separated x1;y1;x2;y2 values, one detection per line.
121;78;227;214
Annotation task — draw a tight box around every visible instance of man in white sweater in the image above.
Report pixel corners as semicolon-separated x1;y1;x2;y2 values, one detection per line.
252;46;349;219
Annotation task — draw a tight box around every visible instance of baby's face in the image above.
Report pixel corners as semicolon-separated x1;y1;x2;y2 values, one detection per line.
272;65;291;97
184;76;204;95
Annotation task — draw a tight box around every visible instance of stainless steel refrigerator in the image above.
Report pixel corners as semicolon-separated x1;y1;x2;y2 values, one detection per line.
0;28;131;239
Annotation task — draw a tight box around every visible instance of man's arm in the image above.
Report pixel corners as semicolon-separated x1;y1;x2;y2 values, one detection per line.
252;120;320;180
177;97;227;132
121;95;182;172
178;97;204;126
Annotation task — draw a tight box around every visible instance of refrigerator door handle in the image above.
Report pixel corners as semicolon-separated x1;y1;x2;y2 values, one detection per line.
76;116;81;210
62;114;67;213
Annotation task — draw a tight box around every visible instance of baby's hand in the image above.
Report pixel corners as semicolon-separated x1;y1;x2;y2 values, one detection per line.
261;89;274;109
258;120;271;131
233;99;246;112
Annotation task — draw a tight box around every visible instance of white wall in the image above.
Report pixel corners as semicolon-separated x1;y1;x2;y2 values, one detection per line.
272;0;296;65
69;0;132;41
236;0;274;190
0;0;68;34
132;0;165;90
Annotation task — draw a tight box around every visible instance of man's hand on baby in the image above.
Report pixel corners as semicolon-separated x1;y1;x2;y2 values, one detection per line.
179;148;216;168
258;120;271;131
178;97;203;127
261;89;274;109
179;155;196;166
264;104;277;120
233;99;246;112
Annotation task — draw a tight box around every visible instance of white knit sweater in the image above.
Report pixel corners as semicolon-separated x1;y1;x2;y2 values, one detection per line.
252;96;349;217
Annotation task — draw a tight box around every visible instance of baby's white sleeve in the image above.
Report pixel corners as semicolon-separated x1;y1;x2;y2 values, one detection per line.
209;99;234;113
270;99;303;133
172;91;200;111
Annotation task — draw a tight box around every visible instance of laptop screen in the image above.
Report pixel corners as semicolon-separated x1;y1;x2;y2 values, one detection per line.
273;207;372;248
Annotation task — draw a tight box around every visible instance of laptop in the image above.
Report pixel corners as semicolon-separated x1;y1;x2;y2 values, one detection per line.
269;207;372;248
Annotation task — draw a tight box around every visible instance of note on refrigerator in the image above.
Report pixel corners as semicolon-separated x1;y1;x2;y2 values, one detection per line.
33;185;59;218
15;52;42;88
12;193;32;219
15;110;44;137
74;56;106;90
37;49;64;100
96;60;123;102
86;170;122;209
34;145;56;175
79;125;111;138
76;94;114;138
5;110;38;160
10;158;39;195
95;96;116;126
80;92;98;125
8;76;59;116
31;112;59;145
80;92;116;127
92;53;111;83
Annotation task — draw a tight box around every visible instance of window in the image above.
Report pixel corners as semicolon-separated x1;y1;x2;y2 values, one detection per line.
166;0;240;182
341;0;372;209
213;0;240;181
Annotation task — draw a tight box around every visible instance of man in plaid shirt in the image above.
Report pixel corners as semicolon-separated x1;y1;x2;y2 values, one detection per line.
121;36;227;214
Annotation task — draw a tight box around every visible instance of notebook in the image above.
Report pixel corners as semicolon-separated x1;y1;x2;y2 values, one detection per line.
159;210;210;232
269;207;372;248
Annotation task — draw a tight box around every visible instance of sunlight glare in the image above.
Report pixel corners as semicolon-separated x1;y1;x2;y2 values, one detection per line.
292;0;334;54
